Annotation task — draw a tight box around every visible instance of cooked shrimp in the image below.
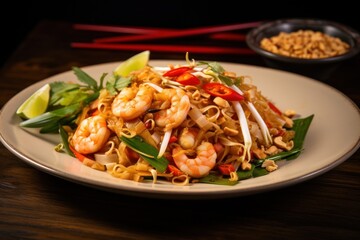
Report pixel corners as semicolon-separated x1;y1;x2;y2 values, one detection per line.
154;88;190;131
112;85;154;120
71;115;110;154
178;127;199;149
172;142;217;178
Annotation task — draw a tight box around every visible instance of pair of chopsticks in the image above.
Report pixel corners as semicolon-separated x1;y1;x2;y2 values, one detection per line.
71;21;262;54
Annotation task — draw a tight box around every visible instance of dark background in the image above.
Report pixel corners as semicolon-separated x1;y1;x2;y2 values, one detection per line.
1;1;359;67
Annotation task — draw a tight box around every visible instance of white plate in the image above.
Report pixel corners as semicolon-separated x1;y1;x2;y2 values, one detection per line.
1;60;359;199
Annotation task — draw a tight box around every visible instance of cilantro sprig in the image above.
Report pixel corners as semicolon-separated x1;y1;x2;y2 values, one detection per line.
197;61;242;86
105;74;132;95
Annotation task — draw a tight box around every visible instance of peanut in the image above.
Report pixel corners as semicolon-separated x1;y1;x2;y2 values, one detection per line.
260;30;350;59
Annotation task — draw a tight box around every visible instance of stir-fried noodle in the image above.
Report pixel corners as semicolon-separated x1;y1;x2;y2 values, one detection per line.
67;60;298;185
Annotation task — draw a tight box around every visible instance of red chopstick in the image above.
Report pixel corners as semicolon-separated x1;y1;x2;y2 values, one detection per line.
73;23;173;34
94;21;262;43
71;42;255;54
210;33;247;41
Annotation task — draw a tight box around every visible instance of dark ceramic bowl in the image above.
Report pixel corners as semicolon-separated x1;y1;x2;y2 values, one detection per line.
246;19;360;80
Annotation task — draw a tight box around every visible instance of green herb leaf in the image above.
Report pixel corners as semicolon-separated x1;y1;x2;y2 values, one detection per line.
198;61;234;86
72;67;99;90
59;125;75;157
198;61;225;74
199;163;269;185
39;115;77;133
290;114;314;158
198;174;239;185
236;165;255;180
49;82;80;106
105;82;117;95
83;91;100;105
120;135;168;172
39;122;62;133
49;81;98;109
99;72;107;90
106;74;132;95
218;74;234;86
236;164;269;180
52;90;89;107
252;167;269;178
20;103;82;128
265;149;302;161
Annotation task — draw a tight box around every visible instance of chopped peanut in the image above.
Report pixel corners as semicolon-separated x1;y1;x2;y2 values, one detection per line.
241;161;252;171
260;30;350;59
261;160;278;172
265;145;280;155
274;136;294;151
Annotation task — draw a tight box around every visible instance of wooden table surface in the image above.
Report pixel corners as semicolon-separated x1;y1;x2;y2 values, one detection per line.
1;20;359;240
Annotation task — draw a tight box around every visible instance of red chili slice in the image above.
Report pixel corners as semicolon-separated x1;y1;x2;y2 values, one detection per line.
163;66;192;77
169;135;178;143
268;101;282;115
202;83;244;101
218;164;235;175
167;164;185;176
176;72;200;85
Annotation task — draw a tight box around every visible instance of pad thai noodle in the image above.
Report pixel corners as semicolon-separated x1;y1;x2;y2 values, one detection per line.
19;53;313;186
68;57;298;185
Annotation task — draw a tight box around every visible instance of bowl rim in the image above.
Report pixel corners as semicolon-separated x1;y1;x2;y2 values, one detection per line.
246;18;360;64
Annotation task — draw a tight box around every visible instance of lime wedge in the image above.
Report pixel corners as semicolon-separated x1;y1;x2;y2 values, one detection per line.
114;50;150;77
16;83;51;119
